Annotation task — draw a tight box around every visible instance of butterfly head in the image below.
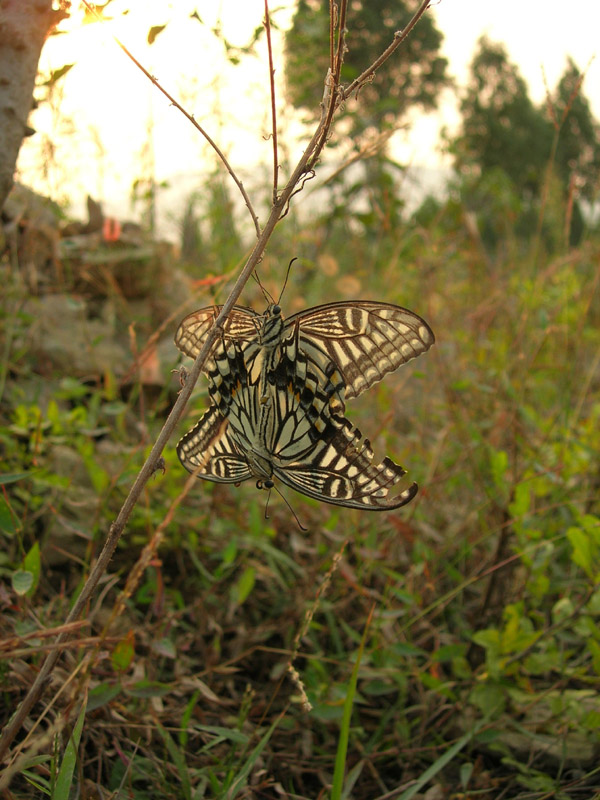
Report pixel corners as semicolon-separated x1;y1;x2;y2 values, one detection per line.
259;303;285;347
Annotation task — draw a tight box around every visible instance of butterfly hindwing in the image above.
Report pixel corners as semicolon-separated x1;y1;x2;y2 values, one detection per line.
273;417;418;510
177;405;252;484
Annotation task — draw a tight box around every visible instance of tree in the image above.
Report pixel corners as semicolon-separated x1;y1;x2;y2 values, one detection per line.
285;0;449;141
448;38;600;249
551;57;600;203
449;37;552;200
0;0;66;211
284;0;449;236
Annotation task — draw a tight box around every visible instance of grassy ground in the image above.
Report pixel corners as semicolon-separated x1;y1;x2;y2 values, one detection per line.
1;185;599;798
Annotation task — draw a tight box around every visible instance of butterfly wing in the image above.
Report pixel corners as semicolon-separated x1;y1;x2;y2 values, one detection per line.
174;305;260;374
273;416;418;510
285;301;435;400
177;405;252;483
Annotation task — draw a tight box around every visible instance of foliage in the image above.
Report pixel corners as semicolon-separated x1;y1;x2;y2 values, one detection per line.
552;57;600;201
449;37;553;197
2;163;600;796
284;1;450;241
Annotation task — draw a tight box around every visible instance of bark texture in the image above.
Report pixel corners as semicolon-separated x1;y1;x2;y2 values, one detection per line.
0;0;60;211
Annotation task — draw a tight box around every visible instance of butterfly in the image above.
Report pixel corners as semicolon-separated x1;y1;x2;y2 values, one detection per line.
175;300;435;403
176;335;418;510
175;301;434;510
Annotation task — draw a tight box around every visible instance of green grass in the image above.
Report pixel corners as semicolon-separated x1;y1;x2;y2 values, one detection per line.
1;182;599;798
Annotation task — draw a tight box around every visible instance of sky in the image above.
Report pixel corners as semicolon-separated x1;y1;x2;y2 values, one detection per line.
17;0;600;236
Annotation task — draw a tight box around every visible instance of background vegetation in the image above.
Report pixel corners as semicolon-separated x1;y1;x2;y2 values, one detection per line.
1;5;599;798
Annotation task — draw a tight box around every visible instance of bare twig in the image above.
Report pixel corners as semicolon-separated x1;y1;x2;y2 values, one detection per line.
307;0;349;170
264;0;279;203
0;111;331;763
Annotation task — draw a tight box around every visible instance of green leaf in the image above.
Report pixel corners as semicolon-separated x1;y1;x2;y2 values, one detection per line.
23;542;41;597
235;566;255;605
567;523;600;580
331;614;370;800
87;683;121;711
12;570;33;596
469;683;506;716
398;724;484;799
111;633;135;672
124;680;171;698
156;722;191;800
0;472;31;485
0;497;17;535
226;717;280;798
52;695;86;800
490;448;508;491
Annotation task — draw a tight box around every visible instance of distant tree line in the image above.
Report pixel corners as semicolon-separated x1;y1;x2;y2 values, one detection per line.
285;5;600;251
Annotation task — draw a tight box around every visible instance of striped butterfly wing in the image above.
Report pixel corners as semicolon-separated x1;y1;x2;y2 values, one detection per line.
175;301;431;511
273;415;418;510
284;301;435;401
177;405;252;483
177;348;418;510
264;353;418;510
174;305;261;374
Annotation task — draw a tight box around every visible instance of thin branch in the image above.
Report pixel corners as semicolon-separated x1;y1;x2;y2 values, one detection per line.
0;111;332;762
329;0;336;71
264;0;279;203
80;0;261;238
307;0;348;171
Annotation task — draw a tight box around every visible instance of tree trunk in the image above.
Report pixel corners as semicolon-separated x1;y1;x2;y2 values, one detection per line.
0;0;63;211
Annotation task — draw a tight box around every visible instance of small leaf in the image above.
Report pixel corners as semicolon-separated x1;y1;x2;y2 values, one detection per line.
52;695;87;800
0;498;17;536
124;680;171;698
23;542;41;597
12;570;33;596
112;632;135;672
0;472;30;485
151;638;177;659
235;566;255;605
88;683;121;711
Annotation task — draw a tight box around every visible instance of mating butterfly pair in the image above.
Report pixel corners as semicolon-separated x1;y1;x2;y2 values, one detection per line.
175;301;434;510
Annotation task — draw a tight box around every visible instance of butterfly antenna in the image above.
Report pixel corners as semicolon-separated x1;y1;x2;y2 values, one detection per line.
251;270;275;307
269;483;307;532
277;257;298;306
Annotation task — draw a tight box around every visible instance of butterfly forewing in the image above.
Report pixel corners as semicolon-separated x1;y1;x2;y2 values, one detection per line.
286;301;435;400
174;306;261;373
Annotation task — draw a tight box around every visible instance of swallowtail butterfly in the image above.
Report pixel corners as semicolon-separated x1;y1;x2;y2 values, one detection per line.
175;301;434;510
